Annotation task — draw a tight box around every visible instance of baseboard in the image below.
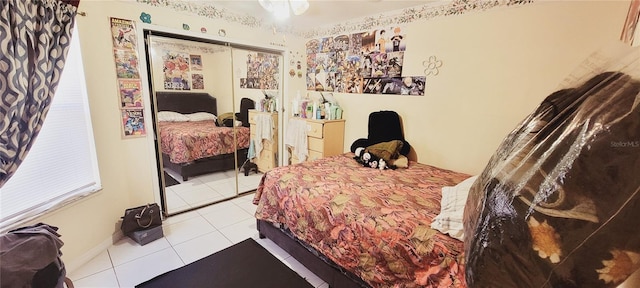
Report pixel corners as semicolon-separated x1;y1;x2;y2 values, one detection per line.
66;229;125;275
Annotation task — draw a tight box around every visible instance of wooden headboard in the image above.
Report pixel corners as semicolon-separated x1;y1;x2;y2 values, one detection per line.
155;92;218;115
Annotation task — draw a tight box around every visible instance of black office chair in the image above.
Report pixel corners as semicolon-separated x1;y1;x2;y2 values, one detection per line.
235;98;255;128
235;98;258;176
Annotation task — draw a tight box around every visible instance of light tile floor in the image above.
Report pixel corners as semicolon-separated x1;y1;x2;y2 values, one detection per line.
68;193;329;288
164;169;263;214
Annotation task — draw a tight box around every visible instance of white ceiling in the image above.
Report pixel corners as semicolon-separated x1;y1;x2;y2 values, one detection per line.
210;0;440;30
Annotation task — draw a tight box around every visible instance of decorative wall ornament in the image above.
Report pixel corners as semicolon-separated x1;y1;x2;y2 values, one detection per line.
423;56;443;76
135;0;533;38
139;12;151;24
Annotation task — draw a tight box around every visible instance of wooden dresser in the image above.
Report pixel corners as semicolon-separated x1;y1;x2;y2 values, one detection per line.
290;118;346;163
249;109;278;173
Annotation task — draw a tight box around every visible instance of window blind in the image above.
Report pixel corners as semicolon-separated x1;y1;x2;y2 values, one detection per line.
0;27;101;231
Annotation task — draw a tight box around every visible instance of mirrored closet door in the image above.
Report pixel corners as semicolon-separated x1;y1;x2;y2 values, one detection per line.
231;48;282;194
144;32;282;215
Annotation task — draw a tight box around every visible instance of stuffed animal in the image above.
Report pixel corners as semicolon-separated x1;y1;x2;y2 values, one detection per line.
353;147;393;170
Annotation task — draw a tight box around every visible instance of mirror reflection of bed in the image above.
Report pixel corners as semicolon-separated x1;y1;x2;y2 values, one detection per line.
144;33;283;216
155;92;263;214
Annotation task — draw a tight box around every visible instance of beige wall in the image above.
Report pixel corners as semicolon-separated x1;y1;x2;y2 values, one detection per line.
25;0;630;273
319;1;630;175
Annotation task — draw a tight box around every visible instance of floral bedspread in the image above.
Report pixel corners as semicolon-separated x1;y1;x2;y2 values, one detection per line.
253;153;470;287
159;120;250;164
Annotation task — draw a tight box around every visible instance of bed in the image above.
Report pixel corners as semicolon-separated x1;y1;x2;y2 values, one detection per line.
155;92;250;181
253;153;471;288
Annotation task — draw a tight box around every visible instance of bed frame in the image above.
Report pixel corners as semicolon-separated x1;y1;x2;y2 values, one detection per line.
155;92;247;181
257;219;370;288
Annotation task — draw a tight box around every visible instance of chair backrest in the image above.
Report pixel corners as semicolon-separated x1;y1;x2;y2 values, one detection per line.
367;110;406;144
237;98;255;127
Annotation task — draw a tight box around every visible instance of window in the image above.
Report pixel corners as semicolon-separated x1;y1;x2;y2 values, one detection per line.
0;27;101;231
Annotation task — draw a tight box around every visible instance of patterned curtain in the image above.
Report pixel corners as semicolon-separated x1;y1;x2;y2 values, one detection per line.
0;0;80;188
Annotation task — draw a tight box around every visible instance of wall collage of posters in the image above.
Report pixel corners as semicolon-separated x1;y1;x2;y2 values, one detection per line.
306;26;426;96
162;48;205;90
239;52;281;90
110;17;146;137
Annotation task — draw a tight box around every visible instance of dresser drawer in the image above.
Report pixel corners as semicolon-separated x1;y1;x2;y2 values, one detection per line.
255;149;275;172
249;110;277;125
308;137;324;152
307;150;323;162
248;113;258;125
250;126;278;141
306;122;324;138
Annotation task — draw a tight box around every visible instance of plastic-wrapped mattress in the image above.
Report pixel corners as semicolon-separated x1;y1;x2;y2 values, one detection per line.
463;44;640;288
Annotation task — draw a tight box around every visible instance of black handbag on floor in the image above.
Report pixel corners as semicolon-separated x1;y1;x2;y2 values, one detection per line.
120;203;162;235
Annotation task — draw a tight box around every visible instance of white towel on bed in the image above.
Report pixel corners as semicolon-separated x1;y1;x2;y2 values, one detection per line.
254;114;274;158
285;118;308;163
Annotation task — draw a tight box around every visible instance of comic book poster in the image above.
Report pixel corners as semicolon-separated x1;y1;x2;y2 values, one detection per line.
306;73;316;90
371;53;389;78
190;54;202;71
349;33;363;55
118;79;143;107
113;48;140;79
361;31;377;54
306;39;320;54
192;74;204;89
388;27;406;52
110;17;136;50
400;76;426;96
386;51;404;77
334;35;350;52
363;76;424;95
162;50;191;90
363;78;383;94
121;109;146;137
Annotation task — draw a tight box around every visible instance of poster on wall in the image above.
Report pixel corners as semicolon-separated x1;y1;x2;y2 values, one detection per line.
113;49;140;79
109;17;146;138
192;74;204;89
162;50;191;90
121;109;146;137
239;52;280;90
190;54;203;70
362;76;424;95
306;26;423;95
110;17;137;50
118;79;143;107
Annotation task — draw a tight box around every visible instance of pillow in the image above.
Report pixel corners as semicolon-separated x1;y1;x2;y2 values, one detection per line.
186;112;217;122
366;140;404;162
157;111;189;122
431;175;478;241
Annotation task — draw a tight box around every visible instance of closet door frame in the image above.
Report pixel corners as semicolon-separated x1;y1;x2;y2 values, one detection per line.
134;24;286;217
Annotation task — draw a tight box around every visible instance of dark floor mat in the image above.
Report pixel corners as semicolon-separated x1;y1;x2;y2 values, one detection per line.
136;238;314;288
